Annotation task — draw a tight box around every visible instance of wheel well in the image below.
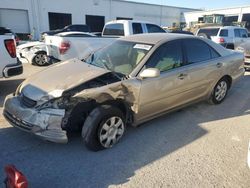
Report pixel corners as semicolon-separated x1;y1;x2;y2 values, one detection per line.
64;99;132;132
222;75;232;89
226;44;234;50
35;50;47;55
102;100;132;124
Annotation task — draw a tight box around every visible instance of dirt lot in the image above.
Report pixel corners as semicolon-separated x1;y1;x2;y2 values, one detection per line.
0;64;249;188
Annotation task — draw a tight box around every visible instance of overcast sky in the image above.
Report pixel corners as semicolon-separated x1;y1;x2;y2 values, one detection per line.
123;0;250;9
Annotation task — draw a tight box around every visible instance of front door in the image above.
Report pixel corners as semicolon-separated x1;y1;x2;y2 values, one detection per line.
136;40;190;122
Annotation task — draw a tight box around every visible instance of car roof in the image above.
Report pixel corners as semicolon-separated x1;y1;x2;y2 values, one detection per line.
119;33;195;45
56;31;95;36
199;26;247;30
105;20;155;25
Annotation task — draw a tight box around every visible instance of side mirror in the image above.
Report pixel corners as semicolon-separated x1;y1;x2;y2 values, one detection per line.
139;68;160;79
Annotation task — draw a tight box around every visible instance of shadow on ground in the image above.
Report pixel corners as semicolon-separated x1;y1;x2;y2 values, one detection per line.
0;75;249;188
0;79;24;107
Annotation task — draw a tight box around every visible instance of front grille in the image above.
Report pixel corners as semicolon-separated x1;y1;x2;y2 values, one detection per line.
3;110;33;131
20;93;37;108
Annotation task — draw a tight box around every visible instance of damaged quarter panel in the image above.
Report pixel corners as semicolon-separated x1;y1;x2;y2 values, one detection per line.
62;73;142;131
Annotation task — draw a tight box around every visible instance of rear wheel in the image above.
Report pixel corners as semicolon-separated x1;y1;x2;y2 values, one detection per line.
82;105;126;151
32;52;48;66
209;78;229;104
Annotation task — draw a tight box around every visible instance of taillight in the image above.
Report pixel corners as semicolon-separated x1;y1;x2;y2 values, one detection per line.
4;39;16;58
59;41;70;54
217;38;225;43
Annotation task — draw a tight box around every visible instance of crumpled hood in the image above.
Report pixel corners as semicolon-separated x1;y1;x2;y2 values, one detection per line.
21;59;108;101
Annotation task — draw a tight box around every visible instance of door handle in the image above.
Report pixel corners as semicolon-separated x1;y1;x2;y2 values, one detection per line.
216;62;223;68
178;73;188;80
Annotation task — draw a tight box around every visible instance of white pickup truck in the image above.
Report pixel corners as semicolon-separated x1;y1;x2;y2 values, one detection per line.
45;20;166;62
0;27;23;78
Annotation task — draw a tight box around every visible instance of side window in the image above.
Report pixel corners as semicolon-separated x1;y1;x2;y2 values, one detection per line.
146;40;183;72
210;48;220;59
132;23;143;34
240;29;248;38
219;29;228;37
234;29;240;37
103;24;124;36
146;24;165;33
184;39;214;64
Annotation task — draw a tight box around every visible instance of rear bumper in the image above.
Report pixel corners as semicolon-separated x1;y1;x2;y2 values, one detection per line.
3;94;68;143
3;60;23;78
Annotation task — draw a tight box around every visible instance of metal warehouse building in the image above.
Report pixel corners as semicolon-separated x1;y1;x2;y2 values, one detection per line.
184;5;250;31
0;0;196;39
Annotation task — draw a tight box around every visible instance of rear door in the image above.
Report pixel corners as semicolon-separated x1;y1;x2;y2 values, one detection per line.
182;38;222;100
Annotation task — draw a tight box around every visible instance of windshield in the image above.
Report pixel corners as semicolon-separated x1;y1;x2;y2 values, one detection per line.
87;41;152;75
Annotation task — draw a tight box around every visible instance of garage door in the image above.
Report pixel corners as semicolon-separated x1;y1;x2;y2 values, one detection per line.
0;9;30;33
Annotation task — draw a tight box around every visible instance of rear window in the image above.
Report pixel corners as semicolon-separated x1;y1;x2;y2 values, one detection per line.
146;24;165;33
219;29;228;37
198;28;220;37
132;23;143;34
103;24;124;36
67;25;90;32
0;27;12;35
62;34;94;37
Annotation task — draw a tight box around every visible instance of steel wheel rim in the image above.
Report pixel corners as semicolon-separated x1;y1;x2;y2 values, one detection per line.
35;54;47;65
99;116;125;148
215;81;227;101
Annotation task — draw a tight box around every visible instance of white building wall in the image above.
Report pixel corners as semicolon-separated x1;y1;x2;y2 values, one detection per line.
0;0;196;39
184;5;250;27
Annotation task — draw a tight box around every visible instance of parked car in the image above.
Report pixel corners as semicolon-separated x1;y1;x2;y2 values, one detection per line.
41;24;91;40
196;26;249;49
236;41;250;70
18;32;96;66
3;33;244;151
0;27;20;45
45;20;166;62
17;41;48;66
170;30;193;35
0;27;22;78
102;20;166;37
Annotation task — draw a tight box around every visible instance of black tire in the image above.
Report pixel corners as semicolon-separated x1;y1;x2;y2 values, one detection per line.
209;78;229;104
32;52;48;66
198;33;211;39
226;44;235;50
82;105;126;151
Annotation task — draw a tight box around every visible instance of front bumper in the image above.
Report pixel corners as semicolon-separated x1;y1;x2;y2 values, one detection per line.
3;94;68;143
3;60;23;78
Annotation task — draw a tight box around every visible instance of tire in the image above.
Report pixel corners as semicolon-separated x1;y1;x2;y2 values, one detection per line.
82;105;126;151
226;44;235;50
209;78;229;104
32;52;48;66
197;33;211;39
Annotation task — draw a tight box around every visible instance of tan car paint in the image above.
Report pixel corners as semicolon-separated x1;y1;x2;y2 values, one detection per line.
3;33;245;143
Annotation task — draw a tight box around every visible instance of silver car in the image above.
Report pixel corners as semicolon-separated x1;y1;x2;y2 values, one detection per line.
3;33;245;151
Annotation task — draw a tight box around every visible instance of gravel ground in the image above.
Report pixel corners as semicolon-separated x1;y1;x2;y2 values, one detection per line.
0;64;249;188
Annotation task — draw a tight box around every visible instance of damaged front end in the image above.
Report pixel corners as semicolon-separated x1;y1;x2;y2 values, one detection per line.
3;70;140;143
3;90;68;143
